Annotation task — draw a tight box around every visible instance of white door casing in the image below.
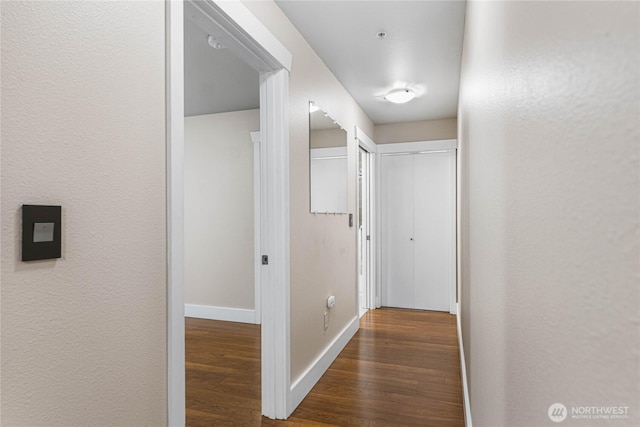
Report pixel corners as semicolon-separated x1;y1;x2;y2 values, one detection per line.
355;128;378;313
167;0;293;423
358;147;370;317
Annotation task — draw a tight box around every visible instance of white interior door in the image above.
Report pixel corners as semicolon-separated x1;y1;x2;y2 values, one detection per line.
413;152;452;311
381;154;414;308
381;150;454;312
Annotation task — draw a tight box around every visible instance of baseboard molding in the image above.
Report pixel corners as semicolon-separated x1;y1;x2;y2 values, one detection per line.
185;304;256;324
290;316;359;411
457;303;473;427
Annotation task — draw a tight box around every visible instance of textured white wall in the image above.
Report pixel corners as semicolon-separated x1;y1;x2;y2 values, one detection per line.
458;1;639;426
242;1;374;383
374;118;457;144
185;110;259;310
1;2;167;426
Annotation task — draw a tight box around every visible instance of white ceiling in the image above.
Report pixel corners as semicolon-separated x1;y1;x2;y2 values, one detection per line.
275;1;466;124
184;15;259;117
184;1;466;125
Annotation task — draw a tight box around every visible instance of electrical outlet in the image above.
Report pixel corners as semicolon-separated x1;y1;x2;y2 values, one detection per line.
323;312;329;332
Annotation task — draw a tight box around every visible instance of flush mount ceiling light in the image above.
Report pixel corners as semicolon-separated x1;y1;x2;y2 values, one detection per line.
384;88;416;104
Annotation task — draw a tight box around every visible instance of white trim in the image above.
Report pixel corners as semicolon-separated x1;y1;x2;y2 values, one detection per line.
450;151;458;315
457;303;473;427
251;131;261;325
170;1;292;422
185;304;256;324
166;2;185;426
376;139;457;154
355;128;383;309
260;69;292;419
250;131;261;144
375;151;382;308
355;127;378;312
356;126;377;153
290;316;359;410
368;151;378;310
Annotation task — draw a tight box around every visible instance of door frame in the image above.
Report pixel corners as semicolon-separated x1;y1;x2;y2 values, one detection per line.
357;146;370;317
166;1;293;423
377;139;458;315
355;127;379;312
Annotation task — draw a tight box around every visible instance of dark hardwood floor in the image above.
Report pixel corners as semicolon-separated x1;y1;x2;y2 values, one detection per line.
186;308;464;426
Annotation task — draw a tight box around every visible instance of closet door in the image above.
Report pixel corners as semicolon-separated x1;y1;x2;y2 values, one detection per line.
413;152;452;311
381;154;414;308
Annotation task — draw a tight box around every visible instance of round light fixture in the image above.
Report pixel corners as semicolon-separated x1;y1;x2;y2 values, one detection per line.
384;88;416;104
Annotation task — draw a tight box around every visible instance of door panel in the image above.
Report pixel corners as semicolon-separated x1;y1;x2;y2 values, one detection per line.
413;152;451;311
381;154;414;308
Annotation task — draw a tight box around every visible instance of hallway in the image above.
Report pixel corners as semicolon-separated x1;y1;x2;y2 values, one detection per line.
186;308;464;426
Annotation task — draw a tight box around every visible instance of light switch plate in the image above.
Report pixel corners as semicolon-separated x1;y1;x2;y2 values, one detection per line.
22;205;62;261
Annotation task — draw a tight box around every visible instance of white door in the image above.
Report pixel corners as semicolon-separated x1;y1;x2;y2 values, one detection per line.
381;151;454;312
381;154;415;308
413;152;452;311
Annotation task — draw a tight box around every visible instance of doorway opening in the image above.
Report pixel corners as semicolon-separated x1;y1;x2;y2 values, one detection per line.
356;127;379;315
183;12;261;419
378;140;457;314
358;147;372;317
183;8;261;324
166;1;293;422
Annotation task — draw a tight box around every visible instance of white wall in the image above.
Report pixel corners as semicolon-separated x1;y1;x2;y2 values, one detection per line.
185;110;259;311
458;1;639;426
241;0;375;384
1;2;167;426
374;118;457;144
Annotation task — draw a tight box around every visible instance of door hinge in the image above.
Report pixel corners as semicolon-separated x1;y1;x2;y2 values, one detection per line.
262;255;269;265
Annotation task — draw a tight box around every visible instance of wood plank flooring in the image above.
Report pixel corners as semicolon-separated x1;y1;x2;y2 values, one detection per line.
186;308;464;426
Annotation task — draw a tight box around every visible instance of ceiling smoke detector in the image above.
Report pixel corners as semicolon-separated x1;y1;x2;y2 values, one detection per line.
207;35;225;49
376;31;387;40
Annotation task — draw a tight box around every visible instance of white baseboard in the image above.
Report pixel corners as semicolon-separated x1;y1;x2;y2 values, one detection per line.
457;302;473;427
290;316;359;411
185;304;256;324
